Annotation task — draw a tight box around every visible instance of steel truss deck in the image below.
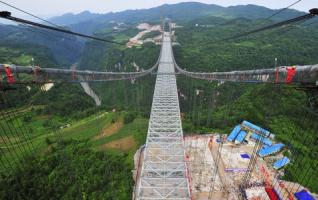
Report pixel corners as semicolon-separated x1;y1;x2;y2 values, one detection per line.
136;33;191;200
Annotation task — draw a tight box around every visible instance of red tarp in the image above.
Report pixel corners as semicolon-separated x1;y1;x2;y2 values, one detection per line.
4;65;15;84
265;187;280;200
286;66;296;84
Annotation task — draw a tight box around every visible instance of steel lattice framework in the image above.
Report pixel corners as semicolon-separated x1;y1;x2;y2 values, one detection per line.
136;33;191;200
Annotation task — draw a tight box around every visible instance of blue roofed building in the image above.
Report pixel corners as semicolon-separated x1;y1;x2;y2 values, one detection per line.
227;125;241;142
242;120;270;137
258;143;285;157
273;157;290;169
235;130;247;144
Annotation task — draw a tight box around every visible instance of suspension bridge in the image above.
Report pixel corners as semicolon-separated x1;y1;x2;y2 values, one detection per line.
1;55;317;85
1;29;318;200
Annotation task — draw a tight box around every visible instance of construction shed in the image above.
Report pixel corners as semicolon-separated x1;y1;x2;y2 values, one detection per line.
227;125;241;142
273;157;290;170
242;120;270;137
235;130;247;144
258;143;285;157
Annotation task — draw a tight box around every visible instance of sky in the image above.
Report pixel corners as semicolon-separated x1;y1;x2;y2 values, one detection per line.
0;0;316;19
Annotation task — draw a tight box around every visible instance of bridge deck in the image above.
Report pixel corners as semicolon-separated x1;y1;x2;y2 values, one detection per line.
136;33;191;200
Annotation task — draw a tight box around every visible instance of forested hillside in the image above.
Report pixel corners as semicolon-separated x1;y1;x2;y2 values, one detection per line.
0;24;82;67
0;140;133;199
173;16;318;71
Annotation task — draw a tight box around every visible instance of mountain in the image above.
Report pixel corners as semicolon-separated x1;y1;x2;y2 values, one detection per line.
49;2;223;26
49;2;306;31
50;11;103;25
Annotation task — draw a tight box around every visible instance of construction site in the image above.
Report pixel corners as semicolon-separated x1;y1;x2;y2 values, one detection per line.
133;120;318;200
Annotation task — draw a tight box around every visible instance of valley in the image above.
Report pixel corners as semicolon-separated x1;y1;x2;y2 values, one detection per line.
0;1;317;199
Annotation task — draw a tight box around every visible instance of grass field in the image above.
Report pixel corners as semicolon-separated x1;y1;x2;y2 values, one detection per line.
60;112;113;140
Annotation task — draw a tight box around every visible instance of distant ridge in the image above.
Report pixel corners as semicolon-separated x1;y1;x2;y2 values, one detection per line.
49;2;305;26
50;11;102;25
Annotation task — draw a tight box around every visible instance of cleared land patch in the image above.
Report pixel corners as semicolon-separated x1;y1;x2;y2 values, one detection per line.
93;120;123;140
103;135;136;151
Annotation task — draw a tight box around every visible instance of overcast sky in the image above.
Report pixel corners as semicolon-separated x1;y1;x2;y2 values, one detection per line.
0;0;316;19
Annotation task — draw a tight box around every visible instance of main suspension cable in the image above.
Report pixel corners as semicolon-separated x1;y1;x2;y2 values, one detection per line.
0;1;62;28
255;0;302;26
221;8;317;42
0;11;124;45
